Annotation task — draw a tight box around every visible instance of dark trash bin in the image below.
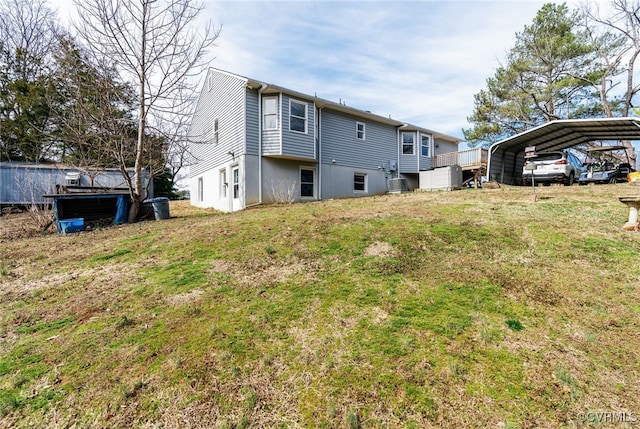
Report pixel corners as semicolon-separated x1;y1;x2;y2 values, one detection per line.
141;197;170;220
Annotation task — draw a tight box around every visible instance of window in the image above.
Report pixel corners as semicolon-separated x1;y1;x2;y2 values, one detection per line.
197;177;204;202
263;96;278;130
300;168;314;198
421;134;431;157
213;118;219;145
402;132;415;155
354;173;367;192
356;122;366;140
232;167;239;199
290;100;307;133
220;169;227;198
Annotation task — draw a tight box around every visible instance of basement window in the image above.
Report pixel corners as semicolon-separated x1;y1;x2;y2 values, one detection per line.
354;173;367;192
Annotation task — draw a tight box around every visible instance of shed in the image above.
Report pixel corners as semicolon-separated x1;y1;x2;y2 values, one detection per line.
43;192;130;233
487;117;640;185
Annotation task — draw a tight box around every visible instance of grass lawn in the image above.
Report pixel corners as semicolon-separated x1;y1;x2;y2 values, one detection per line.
1;184;639;428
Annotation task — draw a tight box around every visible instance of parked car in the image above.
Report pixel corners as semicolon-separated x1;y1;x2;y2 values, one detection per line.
522;151;583;186
578;145;636;185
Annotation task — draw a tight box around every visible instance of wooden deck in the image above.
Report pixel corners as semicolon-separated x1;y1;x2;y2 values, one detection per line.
433;148;487;171
434;148;488;187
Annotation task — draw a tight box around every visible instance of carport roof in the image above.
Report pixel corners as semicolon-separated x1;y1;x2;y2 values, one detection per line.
490;117;640;154
487;117;640;183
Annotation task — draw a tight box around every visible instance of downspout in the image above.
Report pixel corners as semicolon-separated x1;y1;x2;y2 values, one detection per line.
257;84;267;205
317;105;323;200
244;83;268;209
396;127;400;180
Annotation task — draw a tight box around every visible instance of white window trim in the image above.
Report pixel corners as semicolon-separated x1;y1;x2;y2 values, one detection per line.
289;99;308;134
356;121;366;141
263;96;278;130
353;172;368;193
213;118;219;145
219;168;227;199
300;167;316;199
421;133;431;157
232;166;240;200
402;132;415;155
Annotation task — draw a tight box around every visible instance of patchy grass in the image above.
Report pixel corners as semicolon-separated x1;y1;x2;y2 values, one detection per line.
1;184;640;428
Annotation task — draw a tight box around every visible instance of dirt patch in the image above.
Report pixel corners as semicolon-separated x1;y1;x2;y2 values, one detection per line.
167;289;204;307
364;241;396;258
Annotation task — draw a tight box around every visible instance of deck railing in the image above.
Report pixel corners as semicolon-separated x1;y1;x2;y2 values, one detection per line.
434;148;488;170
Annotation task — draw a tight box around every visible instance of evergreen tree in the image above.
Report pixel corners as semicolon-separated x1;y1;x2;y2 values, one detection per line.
464;3;597;147
0;0;58;161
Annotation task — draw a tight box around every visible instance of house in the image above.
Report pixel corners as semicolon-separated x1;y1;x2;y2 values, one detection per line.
189;68;461;212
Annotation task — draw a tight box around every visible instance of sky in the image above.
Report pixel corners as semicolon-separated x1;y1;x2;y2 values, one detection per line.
51;0;608;146
198;0;577;145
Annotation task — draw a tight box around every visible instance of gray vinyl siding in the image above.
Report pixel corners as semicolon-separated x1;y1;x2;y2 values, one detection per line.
261;95;316;160
245;89;260;156
262;129;281;155
320;109;397;169
190;69;247;176
400;131;419;173
281;95;316;160
434;138;459;156
419;132;434;171
419;155;433;171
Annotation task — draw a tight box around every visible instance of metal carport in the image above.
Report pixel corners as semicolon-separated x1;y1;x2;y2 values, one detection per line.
486;117;640;185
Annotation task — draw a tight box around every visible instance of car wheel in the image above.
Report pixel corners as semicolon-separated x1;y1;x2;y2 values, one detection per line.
609;176;617;184
565;172;575;186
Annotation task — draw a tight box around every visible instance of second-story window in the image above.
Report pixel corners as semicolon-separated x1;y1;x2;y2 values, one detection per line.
290;100;307;133
402;132;415;155
213;118;219;145
421;134;431;156
263;96;278;130
356;122;366;140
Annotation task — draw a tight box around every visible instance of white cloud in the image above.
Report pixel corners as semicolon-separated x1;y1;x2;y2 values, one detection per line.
203;0;554;139
48;0;609;143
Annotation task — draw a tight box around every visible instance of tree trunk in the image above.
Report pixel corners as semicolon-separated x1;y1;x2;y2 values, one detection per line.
128;0;148;223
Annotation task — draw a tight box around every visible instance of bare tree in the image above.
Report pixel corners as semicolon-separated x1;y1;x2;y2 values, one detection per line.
0;0;60;162
268;178;299;204
0;0;56;75
72;0;220;221
49;36;138;188
581;0;640;164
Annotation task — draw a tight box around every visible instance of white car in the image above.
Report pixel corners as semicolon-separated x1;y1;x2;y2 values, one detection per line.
522;151;583;186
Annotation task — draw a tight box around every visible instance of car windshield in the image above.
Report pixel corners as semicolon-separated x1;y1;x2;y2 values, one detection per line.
533;153;561;162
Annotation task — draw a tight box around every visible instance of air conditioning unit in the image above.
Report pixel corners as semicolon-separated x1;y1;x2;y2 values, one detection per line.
388;178;408;193
65;172;81;186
